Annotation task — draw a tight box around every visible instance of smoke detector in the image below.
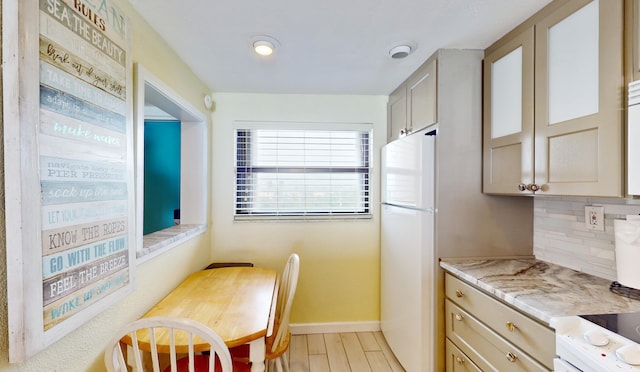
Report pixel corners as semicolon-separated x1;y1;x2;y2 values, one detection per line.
389;45;411;59
387;41;417;59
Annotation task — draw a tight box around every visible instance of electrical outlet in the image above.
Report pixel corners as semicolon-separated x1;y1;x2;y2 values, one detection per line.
585;206;605;231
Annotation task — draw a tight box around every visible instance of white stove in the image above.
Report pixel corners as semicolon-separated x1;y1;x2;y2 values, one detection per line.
552;313;640;371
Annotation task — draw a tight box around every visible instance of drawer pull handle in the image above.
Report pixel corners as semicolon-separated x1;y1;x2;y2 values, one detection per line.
506;352;518;363
455;313;464;321
455;356;465;365
506;321;517;332
455;290;464;298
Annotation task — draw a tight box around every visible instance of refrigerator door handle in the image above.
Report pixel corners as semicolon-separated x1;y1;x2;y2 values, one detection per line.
382;203;435;214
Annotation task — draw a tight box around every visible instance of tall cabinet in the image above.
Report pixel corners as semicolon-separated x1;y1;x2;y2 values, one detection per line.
384;49;534;371
483;0;624;196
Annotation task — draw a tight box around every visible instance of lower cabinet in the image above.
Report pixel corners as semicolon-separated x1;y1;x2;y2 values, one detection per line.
444;273;554;371
445;338;482;372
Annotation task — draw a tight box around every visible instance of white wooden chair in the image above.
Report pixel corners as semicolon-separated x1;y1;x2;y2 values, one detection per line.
266;253;300;372
104;316;233;372
229;253;300;371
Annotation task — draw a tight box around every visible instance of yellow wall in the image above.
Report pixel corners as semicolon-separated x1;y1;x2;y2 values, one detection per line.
0;0;213;370
210;93;387;324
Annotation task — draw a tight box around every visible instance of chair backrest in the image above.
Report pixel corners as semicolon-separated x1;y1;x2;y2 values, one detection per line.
270;253;300;354
104;316;233;372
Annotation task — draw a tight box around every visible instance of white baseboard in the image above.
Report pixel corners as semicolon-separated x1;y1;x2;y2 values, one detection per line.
290;321;381;335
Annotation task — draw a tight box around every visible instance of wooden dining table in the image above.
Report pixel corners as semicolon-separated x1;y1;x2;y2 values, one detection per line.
122;266;278;372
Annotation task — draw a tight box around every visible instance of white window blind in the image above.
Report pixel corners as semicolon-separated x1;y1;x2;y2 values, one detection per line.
234;122;372;219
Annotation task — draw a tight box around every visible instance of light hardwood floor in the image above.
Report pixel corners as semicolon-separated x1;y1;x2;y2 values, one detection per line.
287;332;405;372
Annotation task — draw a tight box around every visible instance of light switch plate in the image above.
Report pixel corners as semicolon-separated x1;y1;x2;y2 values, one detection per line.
585;206;605;231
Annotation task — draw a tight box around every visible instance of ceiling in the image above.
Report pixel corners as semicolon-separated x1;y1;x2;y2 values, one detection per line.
128;0;552;95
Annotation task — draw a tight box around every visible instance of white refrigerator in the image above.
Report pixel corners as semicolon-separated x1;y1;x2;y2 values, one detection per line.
381;129;436;372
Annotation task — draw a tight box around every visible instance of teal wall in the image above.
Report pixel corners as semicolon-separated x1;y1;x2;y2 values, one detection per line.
143;120;181;234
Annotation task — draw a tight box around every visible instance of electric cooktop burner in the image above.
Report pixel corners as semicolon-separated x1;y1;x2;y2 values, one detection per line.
580;312;640;344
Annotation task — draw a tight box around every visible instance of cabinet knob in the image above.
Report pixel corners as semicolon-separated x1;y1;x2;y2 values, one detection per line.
518;183;542;192
455;289;464;298
455;356;465;365
399;128;413;137
455;313;464;321
506;352;518;363
506;321;517;332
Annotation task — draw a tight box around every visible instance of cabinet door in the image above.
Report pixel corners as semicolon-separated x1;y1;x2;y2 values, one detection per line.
407;59;437;134
387;85;407;142
534;0;623;196
482;27;535;194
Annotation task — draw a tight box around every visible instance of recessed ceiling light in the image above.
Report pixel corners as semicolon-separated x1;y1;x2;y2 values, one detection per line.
253;40;274;56
250;35;280;57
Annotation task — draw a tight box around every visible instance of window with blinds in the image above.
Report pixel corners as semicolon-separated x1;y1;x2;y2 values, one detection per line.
234;122;372;219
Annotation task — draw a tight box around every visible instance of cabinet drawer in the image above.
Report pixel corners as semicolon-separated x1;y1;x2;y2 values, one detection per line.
445;338;482;372
446;300;549;371
445;274;554;368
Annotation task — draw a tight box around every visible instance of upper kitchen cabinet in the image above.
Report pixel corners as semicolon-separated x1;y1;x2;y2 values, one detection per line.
483;0;624;196
387;85;407;142
407;60;437;135
482;27;535;195
387;59;437;142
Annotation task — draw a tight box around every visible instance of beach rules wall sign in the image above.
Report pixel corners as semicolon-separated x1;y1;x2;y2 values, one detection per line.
4;0;135;362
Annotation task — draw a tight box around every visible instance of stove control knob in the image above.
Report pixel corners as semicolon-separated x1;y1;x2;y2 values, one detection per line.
584;328;609;346
616;344;640;365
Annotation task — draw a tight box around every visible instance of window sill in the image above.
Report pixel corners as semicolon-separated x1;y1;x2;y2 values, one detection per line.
136;224;207;265
234;214;372;222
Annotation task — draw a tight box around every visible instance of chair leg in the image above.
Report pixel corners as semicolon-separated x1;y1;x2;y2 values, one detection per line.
282;352;290;372
267;358;275;372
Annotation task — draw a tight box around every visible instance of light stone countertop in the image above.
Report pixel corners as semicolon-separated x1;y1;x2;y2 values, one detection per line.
440;258;640;327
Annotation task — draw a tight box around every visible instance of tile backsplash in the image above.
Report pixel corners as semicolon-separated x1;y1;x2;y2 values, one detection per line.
534;196;640;280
